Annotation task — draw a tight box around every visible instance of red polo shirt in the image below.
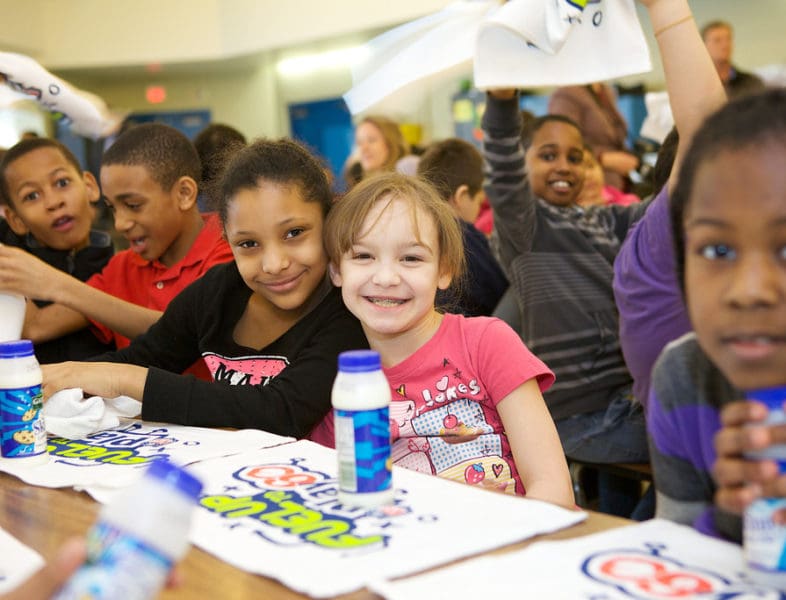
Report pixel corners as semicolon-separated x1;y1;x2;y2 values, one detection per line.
87;213;233;378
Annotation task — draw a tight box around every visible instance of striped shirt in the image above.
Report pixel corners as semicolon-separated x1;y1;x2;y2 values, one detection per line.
482;93;648;420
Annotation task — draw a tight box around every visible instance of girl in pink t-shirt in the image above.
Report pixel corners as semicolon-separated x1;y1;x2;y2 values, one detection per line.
325;173;574;507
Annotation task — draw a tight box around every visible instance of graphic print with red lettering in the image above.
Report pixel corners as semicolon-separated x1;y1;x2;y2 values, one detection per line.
203;353;289;386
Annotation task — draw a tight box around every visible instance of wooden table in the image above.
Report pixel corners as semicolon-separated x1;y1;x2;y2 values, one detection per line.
0;471;631;599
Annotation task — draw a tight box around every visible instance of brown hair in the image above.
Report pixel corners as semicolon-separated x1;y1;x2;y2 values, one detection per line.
358;116;409;173
324;172;465;282
417;138;483;200
700;20;732;41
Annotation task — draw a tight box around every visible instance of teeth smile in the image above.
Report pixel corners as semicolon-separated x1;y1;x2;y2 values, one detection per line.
368;297;405;307
552;181;570;189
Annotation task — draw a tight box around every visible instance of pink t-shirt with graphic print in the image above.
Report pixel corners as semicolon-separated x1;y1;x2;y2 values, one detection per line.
383;313;554;495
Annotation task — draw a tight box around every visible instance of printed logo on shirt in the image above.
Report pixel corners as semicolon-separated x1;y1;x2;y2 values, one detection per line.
203;353;289;386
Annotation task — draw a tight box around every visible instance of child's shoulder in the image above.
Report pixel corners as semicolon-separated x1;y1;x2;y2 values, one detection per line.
442;313;518;345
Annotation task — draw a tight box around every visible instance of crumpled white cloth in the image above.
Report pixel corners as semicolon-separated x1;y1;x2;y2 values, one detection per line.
343;0;652;116
43;388;141;439
0;52;125;138
474;0;651;89
639;90;674;143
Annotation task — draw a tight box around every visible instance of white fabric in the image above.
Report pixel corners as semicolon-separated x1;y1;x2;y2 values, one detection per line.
43;388;142;439
0;419;293;495
371;519;777;599
0;527;44;594
186;440;585;598
343;0;651;116
474;0;651;89
0;52;124;138
343;0;498;116
639;90;674;143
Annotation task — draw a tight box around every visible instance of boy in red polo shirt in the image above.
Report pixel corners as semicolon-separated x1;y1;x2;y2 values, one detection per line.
0;124;232;376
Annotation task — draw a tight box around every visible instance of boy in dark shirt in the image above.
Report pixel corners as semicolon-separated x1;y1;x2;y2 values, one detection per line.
417;138;508;317
0;138;113;362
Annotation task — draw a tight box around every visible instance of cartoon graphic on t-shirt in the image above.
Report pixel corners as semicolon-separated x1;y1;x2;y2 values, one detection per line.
203;353;289;386
390;392;435;475
390;364;516;494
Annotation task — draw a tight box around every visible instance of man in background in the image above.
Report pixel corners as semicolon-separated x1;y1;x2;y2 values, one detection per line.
701;20;765;98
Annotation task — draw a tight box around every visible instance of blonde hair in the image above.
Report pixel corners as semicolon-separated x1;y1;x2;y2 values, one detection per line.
358;116;409;173
325;173;465;283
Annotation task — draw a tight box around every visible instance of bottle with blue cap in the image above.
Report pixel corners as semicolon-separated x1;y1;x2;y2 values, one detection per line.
332;350;393;507
0;339;47;462
54;460;203;600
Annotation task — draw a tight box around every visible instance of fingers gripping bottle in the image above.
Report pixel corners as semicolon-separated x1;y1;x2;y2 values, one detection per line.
0;340;47;463
743;386;786;590
332;350;393;507
55;461;203;600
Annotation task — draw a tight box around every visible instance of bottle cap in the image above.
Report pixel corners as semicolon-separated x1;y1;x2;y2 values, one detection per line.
0;340;34;359
338;350;382;373
146;460;203;500
745;386;786;411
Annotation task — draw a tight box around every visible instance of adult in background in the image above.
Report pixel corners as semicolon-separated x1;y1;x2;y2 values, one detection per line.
345;115;410;189
701;20;765;98
548;83;639;192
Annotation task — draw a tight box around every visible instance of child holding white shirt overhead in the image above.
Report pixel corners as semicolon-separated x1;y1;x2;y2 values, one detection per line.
324;173;573;508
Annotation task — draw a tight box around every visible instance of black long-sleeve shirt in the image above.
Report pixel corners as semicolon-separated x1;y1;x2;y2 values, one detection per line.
96;261;368;441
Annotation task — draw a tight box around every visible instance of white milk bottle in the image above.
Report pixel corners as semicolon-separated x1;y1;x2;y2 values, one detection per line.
0;339;47;462
332;350;393;507
743;386;786;590
54;460;203;600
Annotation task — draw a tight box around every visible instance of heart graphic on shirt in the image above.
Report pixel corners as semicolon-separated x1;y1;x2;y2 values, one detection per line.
395;385;407;397
435;376;449;392
492;464;504;478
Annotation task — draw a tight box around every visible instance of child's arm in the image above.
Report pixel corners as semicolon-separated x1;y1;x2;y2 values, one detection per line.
714;401;786;515
640;0;726;192
497;378;575;509
481;89;537;270
0;245;162;341
43;362;147;401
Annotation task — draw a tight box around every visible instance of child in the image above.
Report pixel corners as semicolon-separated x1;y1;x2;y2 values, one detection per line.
41;139;369;446
576;147;640;208
0;123;233;377
482;96;650;519
648;88;786;542
482;95;649;454
417;138;508;317
0;137;114;363
324;172;573;507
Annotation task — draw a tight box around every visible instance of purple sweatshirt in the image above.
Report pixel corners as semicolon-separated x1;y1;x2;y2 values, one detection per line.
612;187;692;405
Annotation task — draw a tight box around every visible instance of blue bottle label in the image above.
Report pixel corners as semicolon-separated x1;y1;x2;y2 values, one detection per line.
745;498;786;574
335;407;392;495
0;385;46;458
54;522;172;600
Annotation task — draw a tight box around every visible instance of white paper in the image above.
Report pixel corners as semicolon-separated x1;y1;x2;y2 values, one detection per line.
372;519;783;599
0;527;44;594
187;440;585;598
0;420;293;496
475;0;651;89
